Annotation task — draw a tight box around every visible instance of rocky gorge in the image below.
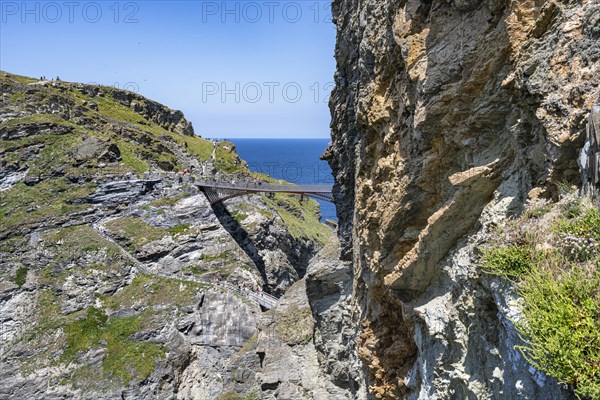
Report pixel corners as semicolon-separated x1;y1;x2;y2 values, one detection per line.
0;72;351;399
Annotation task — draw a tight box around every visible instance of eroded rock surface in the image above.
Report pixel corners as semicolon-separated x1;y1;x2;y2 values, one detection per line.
326;0;598;398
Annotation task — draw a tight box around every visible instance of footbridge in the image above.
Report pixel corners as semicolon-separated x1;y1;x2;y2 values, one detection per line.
197;180;334;205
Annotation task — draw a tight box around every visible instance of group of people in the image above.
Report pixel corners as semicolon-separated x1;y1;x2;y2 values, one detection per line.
237;282;262;294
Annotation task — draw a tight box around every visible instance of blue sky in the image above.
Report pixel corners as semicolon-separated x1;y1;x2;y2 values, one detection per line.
0;1;336;138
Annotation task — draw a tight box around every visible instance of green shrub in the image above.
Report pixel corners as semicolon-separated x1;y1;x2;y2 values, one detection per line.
479;194;600;397
480;244;534;278
10;92;24;102
63;307;107;359
147;192;189;207
105;217;165;250
230;209;249;222
563;198;584;219
167;224;190;235
217;391;260;400
556;207;600;242
554;207;600;262
515;267;600;399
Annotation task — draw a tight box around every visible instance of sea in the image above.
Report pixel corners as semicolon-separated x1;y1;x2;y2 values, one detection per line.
230;138;337;222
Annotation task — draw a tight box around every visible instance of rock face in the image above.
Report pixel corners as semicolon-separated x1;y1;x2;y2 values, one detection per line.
305;235;366;398
326;0;598;399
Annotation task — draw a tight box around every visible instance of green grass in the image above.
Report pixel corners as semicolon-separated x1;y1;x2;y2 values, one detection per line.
216;392;260;400
167;224;191;235
0;236;24;253
261;193;332;245
44;225;122;264
230;209;249;222
104;217;167;250
104;218;193;249
147;192;190;207
177;135;214;161
199;252;230;262
214;141;247;173
28;133;81;176
18;290;64;363
480;244;535;278
105;274;206;310
10;92;24;102
272;305;314;345
250;171;283;184
93;94;148;127
0;179;96;235
15;267;28;286
0;71;38;84
63;307;166;385
0;113;69;128
117;140;150;173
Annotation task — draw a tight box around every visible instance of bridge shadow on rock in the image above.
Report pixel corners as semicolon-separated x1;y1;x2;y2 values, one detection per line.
208;200;271;292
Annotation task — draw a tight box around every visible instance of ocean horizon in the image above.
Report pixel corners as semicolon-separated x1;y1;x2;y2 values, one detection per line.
229;138;337;222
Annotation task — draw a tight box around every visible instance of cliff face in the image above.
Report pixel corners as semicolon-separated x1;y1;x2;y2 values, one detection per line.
0;72;338;399
326;0;599;398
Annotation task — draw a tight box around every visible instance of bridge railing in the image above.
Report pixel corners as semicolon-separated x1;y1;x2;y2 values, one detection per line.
215;281;278;309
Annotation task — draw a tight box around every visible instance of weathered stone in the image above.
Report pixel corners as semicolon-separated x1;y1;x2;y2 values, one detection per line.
326;0;598;398
0;72;333;400
71;137;121;164
0;122;72;140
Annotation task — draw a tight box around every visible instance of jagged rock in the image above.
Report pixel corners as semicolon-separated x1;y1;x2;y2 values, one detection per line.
71;137;121;164
0;122;72;140
326;0;598;398
252;276;356;400
76;179;160;205
0;72;333;399
306;236;364;395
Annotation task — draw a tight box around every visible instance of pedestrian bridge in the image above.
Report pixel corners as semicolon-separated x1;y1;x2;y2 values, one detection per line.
197;180;334;205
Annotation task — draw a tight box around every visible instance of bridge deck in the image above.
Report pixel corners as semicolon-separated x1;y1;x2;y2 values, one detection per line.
196;181;332;194
197;180;334;205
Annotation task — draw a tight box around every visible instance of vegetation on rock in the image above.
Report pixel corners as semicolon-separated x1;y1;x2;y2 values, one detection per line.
479;193;600;399
63;307;166;385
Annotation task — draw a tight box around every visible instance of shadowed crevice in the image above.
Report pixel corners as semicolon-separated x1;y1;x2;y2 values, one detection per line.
206;195;270;292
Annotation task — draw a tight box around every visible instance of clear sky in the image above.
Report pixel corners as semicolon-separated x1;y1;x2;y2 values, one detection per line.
0;1;336;138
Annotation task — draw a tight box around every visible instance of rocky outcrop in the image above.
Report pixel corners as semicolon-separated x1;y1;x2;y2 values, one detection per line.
326;0;598;398
214;192;332;296
0;72;333;399
306;235;366;398
108;87;195;136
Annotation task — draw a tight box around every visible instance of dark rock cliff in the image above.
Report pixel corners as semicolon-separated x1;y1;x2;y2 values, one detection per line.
325;0;599;398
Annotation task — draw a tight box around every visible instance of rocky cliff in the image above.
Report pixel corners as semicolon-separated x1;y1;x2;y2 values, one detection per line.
0;72;343;399
326;0;599;399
